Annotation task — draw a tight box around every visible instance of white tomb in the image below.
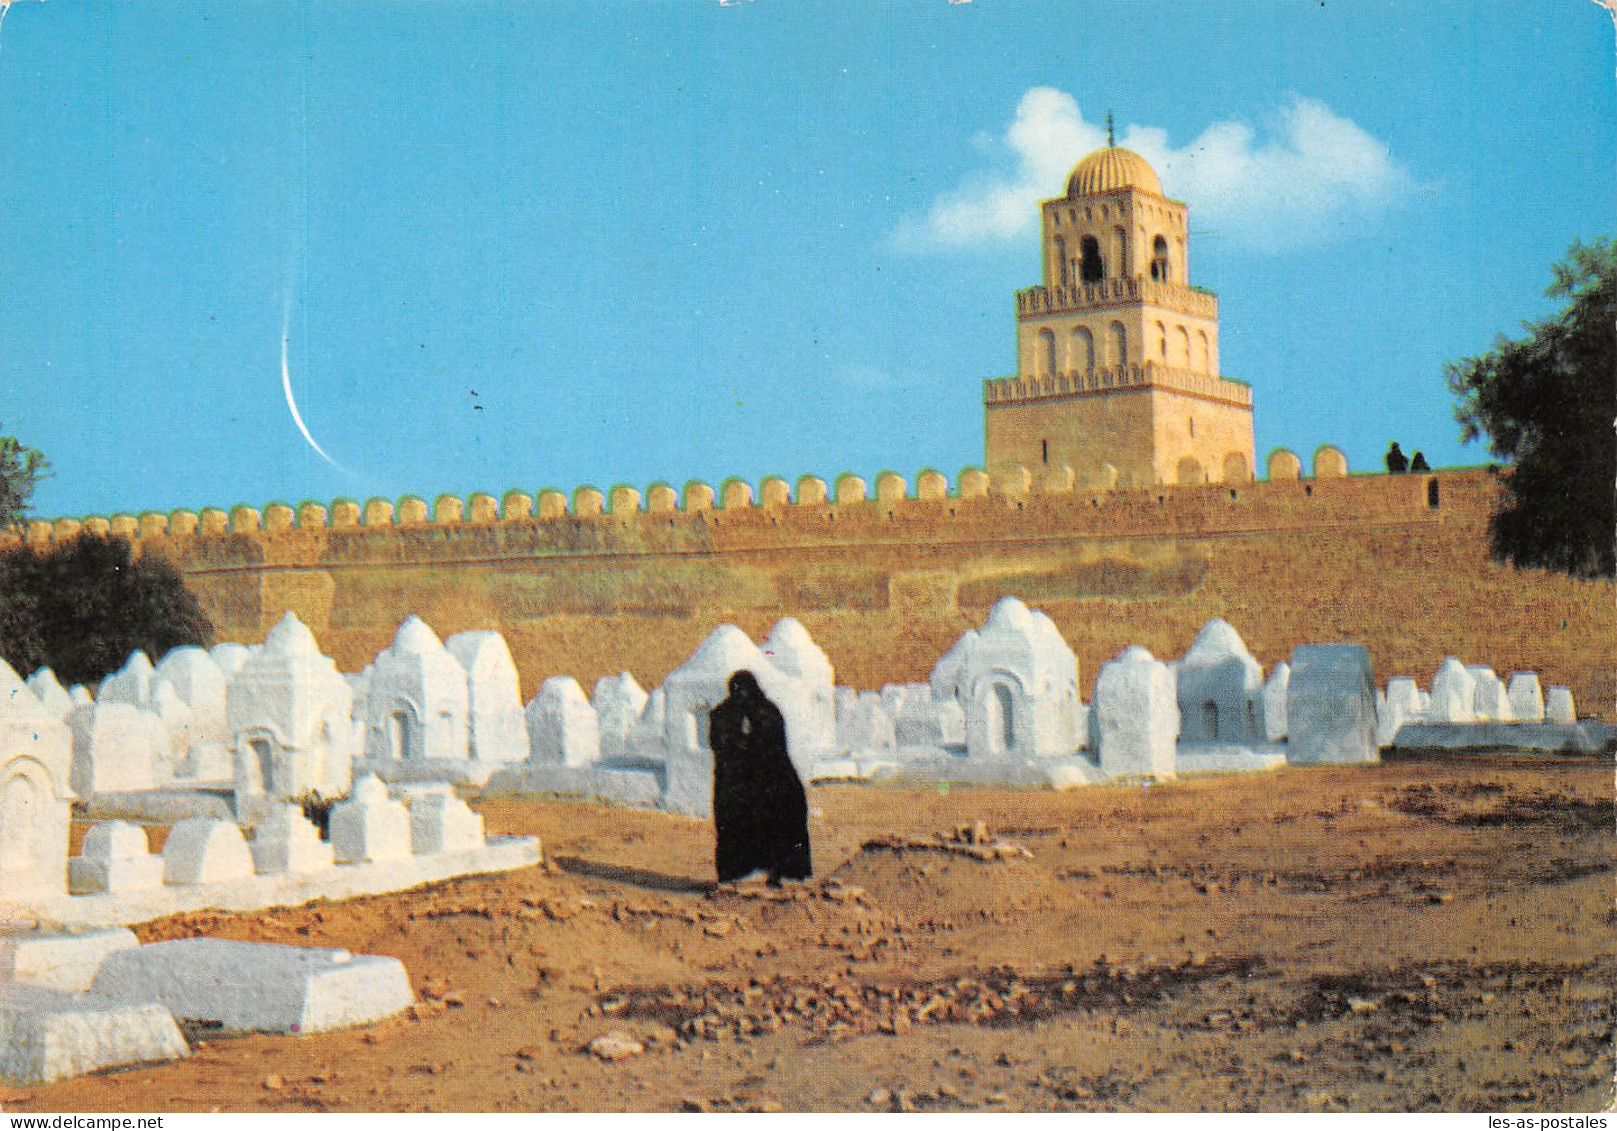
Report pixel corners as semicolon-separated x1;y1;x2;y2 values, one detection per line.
1427;658;1477;724
329;774;412;865
161;819;256;886
1378;676;1424;747
631;687;668;760
1092;646;1178;780
527;677;602;768
249;804;335;875
97;651;156;707
227;613;356;820
24;668;72;722
1505;673;1545;723
0;983;188;1084
407;786;486;856
838;691;896;756
0;662;74;902
758;618;838;763
1176;619;1265;744
1285;644;1377;765
91;938;413;1035
659;625;782;817
1468;666;1512;722
153;647;229;749
1544;687;1577;725
444;631;528;765
68;821;164;894
929;598;1083;760
360;617;471;764
1261;661;1290;742
67;701;169;796
892;686;943;751
0;926;140;992
593;672;649;761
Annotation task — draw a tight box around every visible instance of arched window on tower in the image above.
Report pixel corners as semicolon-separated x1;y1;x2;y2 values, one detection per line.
1109;322;1128;367
1176;325;1190;366
1156;321;1168;360
1037;329;1057;378
1113;226;1129;278
1079;237;1104;284
1197;330;1210;372
1053;235;1068;286
1151;235;1171;281
1070;326;1095;375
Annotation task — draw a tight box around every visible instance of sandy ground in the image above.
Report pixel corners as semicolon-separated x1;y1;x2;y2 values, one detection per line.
7;753;1613;1113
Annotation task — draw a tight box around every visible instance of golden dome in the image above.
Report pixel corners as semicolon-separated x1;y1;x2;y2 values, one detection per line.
1066;146;1162;198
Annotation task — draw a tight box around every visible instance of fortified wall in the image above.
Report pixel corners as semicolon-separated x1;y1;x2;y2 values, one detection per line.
15;454;1614;717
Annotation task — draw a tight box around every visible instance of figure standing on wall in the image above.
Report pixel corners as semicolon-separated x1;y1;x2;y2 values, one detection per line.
1410;451;1430;472
1385;442;1409;474
709;670;812;886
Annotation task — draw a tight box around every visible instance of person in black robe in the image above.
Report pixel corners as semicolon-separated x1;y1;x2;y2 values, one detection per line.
1409;451;1430;472
1385;441;1408;474
709;670;812;885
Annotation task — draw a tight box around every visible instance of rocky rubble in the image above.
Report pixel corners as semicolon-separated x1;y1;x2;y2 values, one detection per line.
597;954;1260;1046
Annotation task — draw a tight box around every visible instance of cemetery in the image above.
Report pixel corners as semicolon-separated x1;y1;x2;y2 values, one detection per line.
0;598;1606;1099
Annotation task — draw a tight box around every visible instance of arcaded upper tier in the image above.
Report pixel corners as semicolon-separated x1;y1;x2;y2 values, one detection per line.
1066;146;1162;198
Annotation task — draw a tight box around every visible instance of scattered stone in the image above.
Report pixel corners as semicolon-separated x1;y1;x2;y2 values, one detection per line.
588;1030;645;1062
263;1074;285;1091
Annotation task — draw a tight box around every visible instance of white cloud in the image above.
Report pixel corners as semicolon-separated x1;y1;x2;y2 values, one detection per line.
892;89;1409;254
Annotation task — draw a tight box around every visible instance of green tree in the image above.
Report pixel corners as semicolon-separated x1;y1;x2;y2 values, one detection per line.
1447;237;1616;579
0;423;50;532
0;534;213;687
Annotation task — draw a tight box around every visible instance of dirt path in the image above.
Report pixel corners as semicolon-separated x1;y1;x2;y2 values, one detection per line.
10;755;1613;1112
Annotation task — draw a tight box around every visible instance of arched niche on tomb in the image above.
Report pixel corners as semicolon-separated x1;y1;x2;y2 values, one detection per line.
0;756;69;897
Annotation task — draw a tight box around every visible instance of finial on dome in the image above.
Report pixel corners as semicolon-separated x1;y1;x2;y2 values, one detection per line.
1106;110;1115;148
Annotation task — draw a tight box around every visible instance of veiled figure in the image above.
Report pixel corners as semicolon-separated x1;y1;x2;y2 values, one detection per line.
708;670;812;884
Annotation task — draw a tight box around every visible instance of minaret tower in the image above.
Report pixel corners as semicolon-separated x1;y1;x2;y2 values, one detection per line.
983;141;1255;489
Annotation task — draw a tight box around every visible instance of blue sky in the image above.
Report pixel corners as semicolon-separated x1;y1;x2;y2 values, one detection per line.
0;1;1610;518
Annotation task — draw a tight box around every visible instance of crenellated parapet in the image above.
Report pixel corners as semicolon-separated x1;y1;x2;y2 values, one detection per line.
984;362;1253;409
6;446;1462;553
1016;277;1218;320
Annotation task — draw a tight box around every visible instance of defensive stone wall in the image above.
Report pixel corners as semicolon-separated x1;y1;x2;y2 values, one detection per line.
10;464;1613;717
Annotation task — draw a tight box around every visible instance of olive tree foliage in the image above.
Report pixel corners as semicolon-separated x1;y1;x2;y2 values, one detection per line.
0;422;49;532
1446;237;1616;579
0;534;215;688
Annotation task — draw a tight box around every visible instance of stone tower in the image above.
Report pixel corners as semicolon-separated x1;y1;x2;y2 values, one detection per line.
984;145;1255;489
